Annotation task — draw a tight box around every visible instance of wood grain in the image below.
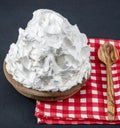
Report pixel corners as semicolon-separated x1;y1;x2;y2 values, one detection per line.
106;65;114;121
98;43;119;121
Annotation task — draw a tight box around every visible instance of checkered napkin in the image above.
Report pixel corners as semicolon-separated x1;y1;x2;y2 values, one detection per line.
35;38;120;124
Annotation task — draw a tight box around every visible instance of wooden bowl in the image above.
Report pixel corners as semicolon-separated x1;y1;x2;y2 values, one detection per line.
3;61;88;101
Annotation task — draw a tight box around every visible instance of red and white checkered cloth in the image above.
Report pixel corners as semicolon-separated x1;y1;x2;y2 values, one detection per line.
35;38;120;124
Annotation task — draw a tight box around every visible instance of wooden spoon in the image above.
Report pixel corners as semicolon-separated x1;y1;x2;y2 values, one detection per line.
98;43;119;121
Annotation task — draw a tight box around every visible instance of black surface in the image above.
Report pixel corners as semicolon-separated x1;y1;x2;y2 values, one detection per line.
0;0;120;127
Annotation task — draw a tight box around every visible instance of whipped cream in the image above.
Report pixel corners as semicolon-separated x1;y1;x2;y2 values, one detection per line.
5;9;91;92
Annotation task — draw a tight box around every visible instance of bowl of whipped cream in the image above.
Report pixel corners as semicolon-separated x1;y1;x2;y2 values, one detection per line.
3;9;91;101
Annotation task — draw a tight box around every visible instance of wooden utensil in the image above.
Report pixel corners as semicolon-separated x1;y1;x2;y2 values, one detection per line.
98;43;119;121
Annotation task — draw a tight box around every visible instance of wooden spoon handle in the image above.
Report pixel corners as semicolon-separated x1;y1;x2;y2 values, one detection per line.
106;65;114;121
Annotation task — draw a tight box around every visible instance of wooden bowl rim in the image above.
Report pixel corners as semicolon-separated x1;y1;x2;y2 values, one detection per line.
3;61;88;101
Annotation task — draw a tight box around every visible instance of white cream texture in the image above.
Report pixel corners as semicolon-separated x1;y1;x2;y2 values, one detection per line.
5;9;91;92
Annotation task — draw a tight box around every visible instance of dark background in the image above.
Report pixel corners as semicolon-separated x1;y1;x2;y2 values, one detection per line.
0;0;120;128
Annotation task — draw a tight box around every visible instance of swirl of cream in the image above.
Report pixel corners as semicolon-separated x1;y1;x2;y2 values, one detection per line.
5;9;91;91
